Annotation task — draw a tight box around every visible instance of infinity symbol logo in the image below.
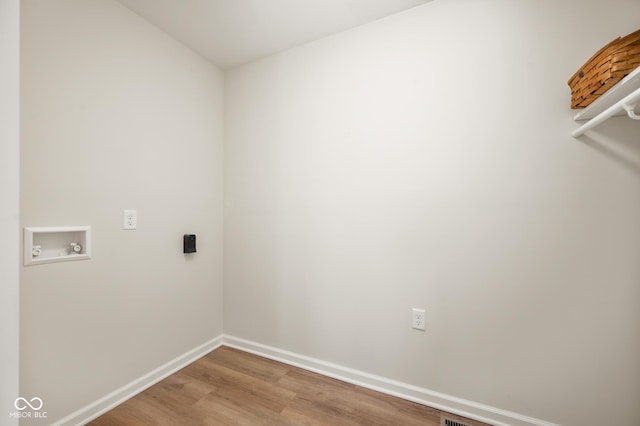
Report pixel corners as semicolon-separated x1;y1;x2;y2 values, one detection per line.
14;397;43;411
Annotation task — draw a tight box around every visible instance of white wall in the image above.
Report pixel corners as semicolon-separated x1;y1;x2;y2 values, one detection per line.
0;0;20;424
20;0;224;423
224;1;640;425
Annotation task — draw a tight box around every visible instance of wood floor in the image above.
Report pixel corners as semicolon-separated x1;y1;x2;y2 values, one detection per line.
89;346;489;426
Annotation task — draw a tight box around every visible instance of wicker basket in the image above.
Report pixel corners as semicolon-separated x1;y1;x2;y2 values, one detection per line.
568;28;640;109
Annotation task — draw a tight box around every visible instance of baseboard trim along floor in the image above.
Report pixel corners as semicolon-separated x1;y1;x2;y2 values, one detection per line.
56;334;560;426
53;336;224;426
221;335;560;426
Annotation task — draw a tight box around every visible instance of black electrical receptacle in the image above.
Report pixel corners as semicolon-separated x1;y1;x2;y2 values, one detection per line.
183;234;196;253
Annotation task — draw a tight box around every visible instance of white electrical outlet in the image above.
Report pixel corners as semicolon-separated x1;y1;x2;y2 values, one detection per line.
412;308;426;331
123;209;137;230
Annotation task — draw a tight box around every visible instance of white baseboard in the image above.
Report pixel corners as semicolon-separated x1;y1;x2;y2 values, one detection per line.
54;335;223;426
55;334;560;426
221;335;561;426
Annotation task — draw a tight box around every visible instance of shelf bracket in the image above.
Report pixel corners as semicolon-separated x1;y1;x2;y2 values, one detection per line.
572;87;640;137
623;103;640;120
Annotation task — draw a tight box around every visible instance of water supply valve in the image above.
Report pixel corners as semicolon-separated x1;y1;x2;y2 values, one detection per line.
70;242;82;254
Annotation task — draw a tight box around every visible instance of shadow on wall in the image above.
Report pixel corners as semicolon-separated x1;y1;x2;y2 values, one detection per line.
579;117;640;177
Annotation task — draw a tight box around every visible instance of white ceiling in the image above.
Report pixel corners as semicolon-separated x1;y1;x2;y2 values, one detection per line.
116;0;432;69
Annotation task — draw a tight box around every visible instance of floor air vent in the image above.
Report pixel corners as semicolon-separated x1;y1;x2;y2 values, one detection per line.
441;417;473;426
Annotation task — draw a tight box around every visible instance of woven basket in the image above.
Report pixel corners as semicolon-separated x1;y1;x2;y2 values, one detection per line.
568;28;640;109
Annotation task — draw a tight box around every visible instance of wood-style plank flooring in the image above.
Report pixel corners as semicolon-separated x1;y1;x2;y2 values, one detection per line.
89;346;489;426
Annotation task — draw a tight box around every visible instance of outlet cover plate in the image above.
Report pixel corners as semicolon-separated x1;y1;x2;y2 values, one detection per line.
123;209;137;230
412;308;425;331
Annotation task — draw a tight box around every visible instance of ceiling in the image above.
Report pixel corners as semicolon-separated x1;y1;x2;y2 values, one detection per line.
116;0;432;69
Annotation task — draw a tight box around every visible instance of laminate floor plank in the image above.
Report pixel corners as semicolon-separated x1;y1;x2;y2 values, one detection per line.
207;348;290;384
143;373;215;411
89;346;490;426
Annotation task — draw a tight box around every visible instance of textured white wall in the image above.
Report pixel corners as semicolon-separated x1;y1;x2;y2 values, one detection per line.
224;1;640;425
20;0;224;423
0;0;20;424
